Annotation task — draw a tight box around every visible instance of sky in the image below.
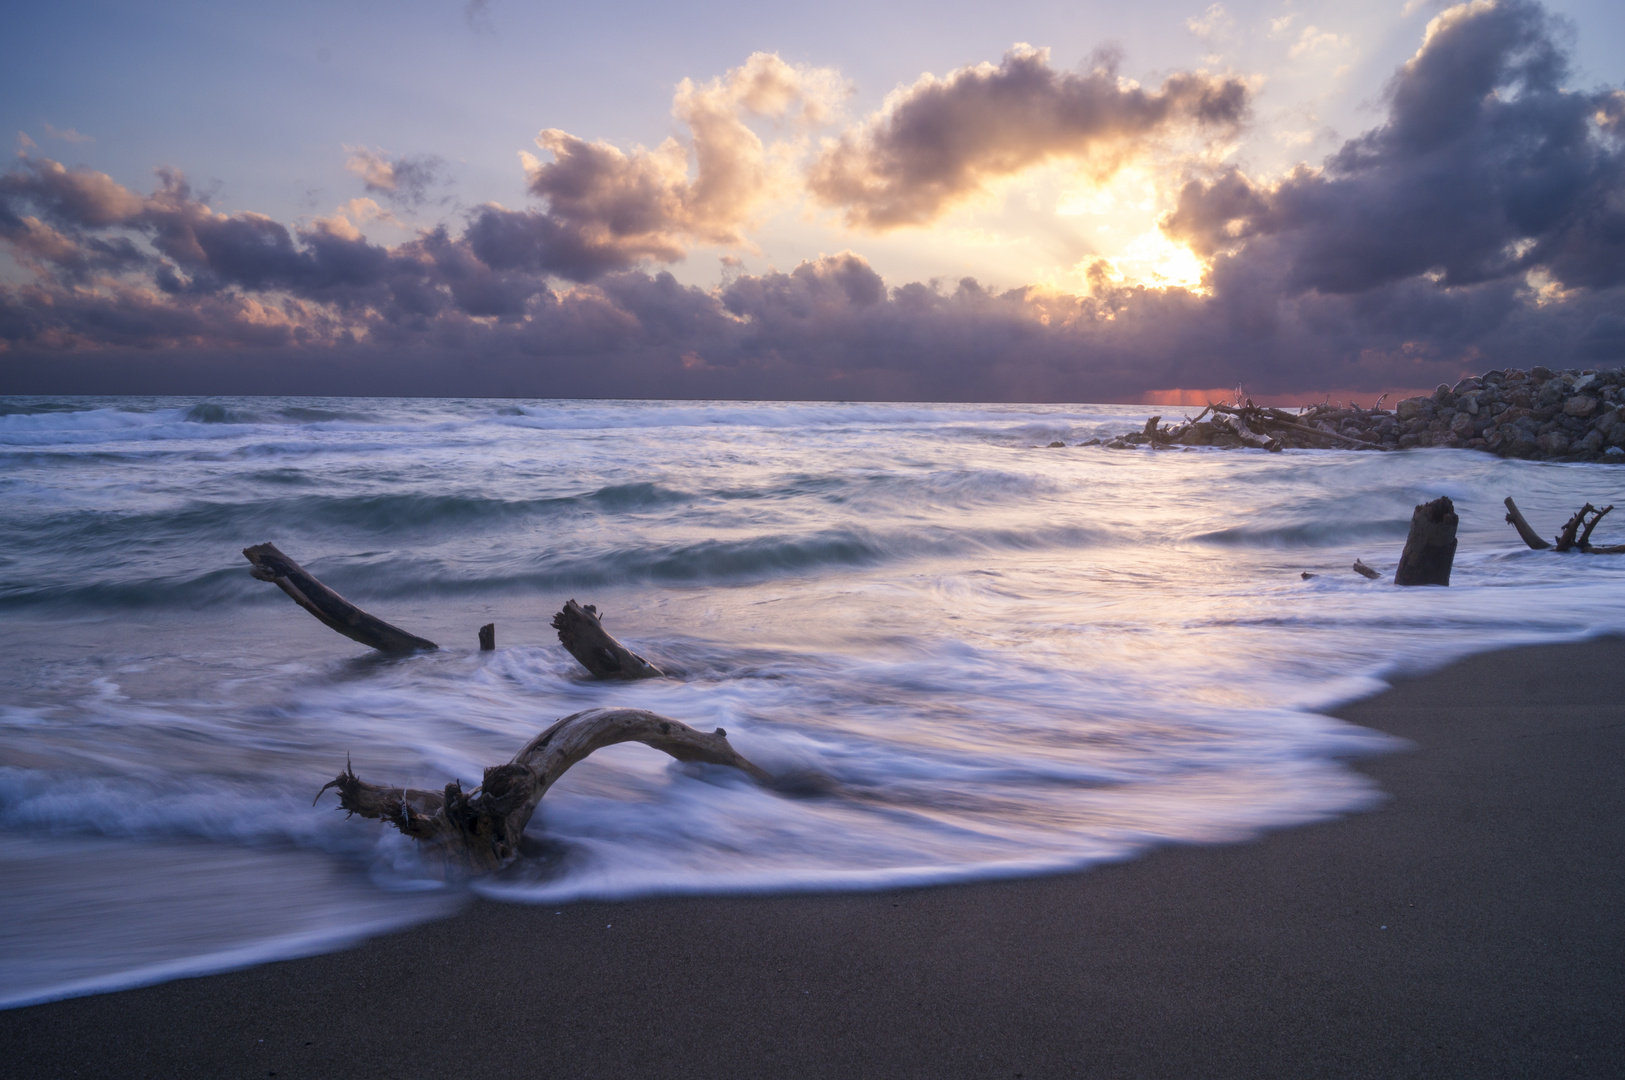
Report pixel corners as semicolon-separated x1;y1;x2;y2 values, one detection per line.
1;0;1623;402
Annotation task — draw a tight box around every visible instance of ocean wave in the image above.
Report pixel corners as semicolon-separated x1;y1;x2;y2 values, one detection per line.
1191;518;1410;548
0;518;1113;611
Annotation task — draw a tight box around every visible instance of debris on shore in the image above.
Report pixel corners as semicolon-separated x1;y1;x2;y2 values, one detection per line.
1076;367;1625;462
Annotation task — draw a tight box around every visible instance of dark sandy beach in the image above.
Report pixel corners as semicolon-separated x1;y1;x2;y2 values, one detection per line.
6;636;1623;1079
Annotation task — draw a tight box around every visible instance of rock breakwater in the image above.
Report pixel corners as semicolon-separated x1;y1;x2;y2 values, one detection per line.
1086;367;1625;461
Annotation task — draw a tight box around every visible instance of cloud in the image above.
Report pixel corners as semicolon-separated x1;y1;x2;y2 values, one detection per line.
1164;0;1625;296
2;10;1622;402
514;52;846;278
806;45;1250;229
1187;4;1233;39
343;147;445;205
40;122;92;144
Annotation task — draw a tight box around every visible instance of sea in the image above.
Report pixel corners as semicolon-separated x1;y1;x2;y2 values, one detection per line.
4;395;1624;1009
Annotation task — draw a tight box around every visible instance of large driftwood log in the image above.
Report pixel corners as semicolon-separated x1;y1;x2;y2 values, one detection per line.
1394;496;1458;586
318;708;768;873
552;599;663;679
243;543;437;653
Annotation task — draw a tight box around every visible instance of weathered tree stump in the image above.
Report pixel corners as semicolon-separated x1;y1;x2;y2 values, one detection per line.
478;623;495;651
552;599;663;679
1394;497;1458;586
243;542;437;652
317;708;767;873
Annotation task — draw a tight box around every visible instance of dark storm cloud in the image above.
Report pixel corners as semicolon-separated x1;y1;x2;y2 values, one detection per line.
1164;0;1625;294
808;45;1250;229
0;158;559;322
3;2;1624;401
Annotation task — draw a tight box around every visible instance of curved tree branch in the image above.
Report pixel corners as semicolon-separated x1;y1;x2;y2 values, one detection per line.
244;542;437;653
319;708;767;873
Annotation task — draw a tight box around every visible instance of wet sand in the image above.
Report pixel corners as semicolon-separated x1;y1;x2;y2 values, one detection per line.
6;636;1624;1078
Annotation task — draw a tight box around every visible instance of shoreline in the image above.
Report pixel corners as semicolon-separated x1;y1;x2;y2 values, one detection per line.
6;635;1625;1077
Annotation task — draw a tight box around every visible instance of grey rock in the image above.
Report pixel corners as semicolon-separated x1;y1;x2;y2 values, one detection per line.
1539;431;1571;454
1395;396;1428;421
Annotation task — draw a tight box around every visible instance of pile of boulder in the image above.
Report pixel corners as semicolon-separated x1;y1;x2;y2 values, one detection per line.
1082;367;1625;461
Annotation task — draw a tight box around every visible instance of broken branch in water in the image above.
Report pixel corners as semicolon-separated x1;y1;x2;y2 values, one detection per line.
1503;498;1552;550
1503;497;1625;553
243;542;438;653
317;708;768;873
552;599;663;679
1352;559;1381;580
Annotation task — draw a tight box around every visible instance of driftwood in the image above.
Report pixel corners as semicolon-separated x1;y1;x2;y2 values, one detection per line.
1352;559;1381;580
1267;416;1373;449
1555;503;1615;552
479;623;495;651
243;543;437;653
1504;498;1552;550
318;708;769;873
1216;410;1281;452
1503;497;1625;553
552;599;663;679
1394;497;1458;587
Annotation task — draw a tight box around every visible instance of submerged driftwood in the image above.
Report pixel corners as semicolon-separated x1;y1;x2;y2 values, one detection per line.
1394;497;1459;587
552;599;663;679
243;542;438;653
318;708;768;873
1505;497;1625;554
